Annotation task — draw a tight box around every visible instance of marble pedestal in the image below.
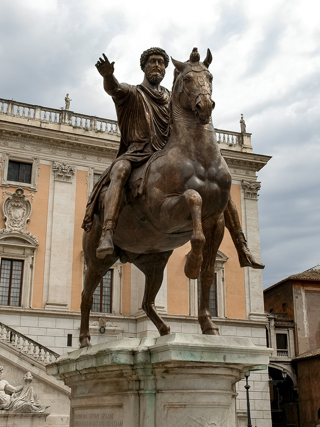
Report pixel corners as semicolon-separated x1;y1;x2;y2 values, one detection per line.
0;412;48;427
47;334;271;427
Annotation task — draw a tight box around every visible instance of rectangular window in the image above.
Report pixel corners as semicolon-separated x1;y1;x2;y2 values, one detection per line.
93;173;101;186
198;273;217;317
0;259;24;307
67;334;72;347
7;161;32;184
276;333;288;356
92;270;113;313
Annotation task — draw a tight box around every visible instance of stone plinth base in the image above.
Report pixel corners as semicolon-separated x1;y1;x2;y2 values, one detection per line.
0;412;48;427
47;334;271;427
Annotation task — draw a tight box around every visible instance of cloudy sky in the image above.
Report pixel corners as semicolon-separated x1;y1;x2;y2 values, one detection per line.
1;0;319;289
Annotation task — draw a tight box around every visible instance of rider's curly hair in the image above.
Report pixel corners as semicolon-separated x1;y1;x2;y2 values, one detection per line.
140;47;169;70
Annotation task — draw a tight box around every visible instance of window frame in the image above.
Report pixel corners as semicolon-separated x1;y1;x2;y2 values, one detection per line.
189;250;228;318
7;160;32;184
0;153;40;191
91;269;114;314
86;167;109;198
197;272;218;317
0;258;24;307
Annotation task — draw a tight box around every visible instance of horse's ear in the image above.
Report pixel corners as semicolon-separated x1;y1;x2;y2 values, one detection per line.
171;57;186;73
203;49;212;68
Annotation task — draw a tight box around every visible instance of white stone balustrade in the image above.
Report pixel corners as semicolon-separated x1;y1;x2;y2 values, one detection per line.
215;128;244;147
0;322;59;365
0;98;120;136
0;98;250;147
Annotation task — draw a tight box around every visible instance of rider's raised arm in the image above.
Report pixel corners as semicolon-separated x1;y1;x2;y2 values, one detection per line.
95;54;128;102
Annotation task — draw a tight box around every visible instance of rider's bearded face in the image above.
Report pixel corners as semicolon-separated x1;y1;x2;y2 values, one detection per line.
144;54;166;85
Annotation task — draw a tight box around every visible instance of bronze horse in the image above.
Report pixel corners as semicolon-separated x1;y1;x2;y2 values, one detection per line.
80;49;231;347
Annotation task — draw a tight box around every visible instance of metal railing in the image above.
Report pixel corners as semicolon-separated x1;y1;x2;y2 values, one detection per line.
0;321;59;365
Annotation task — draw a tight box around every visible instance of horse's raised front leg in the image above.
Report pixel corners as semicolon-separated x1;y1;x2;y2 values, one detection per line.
133;251;173;336
198;215;225;335
183;189;206;280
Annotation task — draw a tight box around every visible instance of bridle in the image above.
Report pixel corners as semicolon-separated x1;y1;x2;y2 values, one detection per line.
176;64;213;113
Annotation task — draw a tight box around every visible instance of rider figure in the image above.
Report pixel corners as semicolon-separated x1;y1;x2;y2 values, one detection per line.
82;47;264;270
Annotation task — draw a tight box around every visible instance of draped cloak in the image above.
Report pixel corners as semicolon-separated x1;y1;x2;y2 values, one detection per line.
82;83;171;232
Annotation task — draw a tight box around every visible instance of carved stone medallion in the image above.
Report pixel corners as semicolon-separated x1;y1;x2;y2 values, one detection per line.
2;188;32;232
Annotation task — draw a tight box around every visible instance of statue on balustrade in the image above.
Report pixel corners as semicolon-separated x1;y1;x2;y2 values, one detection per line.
0;367;48;413
80;47;264;347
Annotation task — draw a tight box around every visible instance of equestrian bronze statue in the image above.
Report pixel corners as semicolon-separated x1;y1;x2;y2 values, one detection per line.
80;47;264;348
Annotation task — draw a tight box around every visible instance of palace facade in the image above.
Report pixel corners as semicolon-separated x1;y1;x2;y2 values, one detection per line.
0;97;271;426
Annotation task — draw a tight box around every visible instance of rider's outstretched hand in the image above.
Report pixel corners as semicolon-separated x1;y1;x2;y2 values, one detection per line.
96;53;115;78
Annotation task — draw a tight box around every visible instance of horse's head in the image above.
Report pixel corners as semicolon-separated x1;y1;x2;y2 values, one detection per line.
171;48;215;125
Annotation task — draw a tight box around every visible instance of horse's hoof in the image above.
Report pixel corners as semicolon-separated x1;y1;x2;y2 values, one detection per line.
79;337;92;348
184;251;203;279
202;326;219;335
159;325;171;336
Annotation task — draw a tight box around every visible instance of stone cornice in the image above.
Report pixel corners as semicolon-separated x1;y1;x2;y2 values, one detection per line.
0;120;119;158
221;149;271;172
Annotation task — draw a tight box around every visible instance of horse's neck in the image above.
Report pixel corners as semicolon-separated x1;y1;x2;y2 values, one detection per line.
169;97;215;149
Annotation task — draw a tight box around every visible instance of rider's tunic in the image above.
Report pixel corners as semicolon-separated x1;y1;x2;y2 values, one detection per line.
82;84;170;232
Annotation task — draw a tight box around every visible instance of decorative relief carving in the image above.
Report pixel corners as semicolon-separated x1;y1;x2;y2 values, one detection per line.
89;317;123;337
241;180;261;200
52;162;75;182
90;317;117;328
189;413;228;427
2;188;32;232
0;229;38;246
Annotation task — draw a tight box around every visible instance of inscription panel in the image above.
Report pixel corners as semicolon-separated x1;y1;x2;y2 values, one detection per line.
73;407;123;427
164;404;231;427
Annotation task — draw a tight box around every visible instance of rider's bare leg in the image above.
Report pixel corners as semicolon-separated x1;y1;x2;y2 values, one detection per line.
224;197;264;269
96;160;132;259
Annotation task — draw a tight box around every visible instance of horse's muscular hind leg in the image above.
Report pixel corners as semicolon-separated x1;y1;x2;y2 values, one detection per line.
184;190;205;280
198;215;225;335
133;251;173;336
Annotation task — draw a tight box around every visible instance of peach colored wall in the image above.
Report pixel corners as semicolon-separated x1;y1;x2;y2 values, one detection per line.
71;170;87;311
0;158;4;229
27;165;50;308
167;242;190;315
220;184;246;319
121;264;131;314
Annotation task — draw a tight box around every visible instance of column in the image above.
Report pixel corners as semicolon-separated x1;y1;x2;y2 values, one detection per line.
241;180;265;320
45;162;76;310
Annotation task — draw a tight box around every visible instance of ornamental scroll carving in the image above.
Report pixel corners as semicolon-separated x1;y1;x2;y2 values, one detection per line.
52;162;75;182
241;180;261;200
2;188;32;232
